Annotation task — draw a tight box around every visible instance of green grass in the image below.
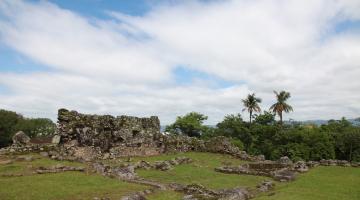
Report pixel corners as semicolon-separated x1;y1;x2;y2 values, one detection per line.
0;154;84;176
0;172;149;200
3;152;359;200
135;152;270;189
255;166;360;200
147;190;183;200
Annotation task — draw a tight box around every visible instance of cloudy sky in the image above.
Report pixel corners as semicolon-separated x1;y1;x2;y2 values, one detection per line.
0;0;360;124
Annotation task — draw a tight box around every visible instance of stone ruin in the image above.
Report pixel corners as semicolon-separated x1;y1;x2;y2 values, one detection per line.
57;108;164;157
54;109;264;161
2;108;259;162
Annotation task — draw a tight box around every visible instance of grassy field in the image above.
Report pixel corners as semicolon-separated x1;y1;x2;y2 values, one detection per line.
134;152;270;189
1;152;360;200
0;153;84;176
0;172;149;200
255;166;360;200
0;154;149;200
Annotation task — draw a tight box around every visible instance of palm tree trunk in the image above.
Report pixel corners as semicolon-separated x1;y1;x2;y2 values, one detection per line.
249;110;252;124
279;111;283;125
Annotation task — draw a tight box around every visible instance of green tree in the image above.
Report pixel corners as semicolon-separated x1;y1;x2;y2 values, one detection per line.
0;109;22;147
0;109;56;147
15;118;56;138
335;127;360;161
270;90;293;124
216;114;252;151
242;93;262;124
253;111;276;125
165;112;208;137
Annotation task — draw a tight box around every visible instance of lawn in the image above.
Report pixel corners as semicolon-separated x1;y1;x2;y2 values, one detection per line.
0;154;149;200
134;152;270;189
0;153;84;176
0;172;149;200
255;166;360;200
2;152;359;200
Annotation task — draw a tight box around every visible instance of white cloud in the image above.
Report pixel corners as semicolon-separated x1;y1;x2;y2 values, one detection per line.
0;0;360;124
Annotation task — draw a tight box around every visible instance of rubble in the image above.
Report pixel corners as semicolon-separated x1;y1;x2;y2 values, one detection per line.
35;164;85;174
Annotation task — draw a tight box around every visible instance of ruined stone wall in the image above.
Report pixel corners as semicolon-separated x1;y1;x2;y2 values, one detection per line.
57;109;163;156
56;109;259;160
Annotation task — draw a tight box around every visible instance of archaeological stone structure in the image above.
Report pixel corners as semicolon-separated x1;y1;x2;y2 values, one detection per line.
57;108;164;157
55;109;260;161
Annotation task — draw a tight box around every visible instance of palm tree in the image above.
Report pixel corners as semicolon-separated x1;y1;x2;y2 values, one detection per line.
270;90;293;124
242;93;262;124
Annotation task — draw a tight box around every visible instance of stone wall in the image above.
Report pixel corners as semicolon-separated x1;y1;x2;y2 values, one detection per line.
57;109;163;156
56;109;255;160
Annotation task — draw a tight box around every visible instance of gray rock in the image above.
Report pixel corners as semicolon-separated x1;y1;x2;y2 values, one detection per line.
278;156;293;165
51;135;61;144
12;131;30;146
257;180;275;192
293;161;309;173
271;169;296;182
154;161;173;171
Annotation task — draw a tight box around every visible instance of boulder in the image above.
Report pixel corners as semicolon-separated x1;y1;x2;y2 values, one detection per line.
306;161;319;168
135;161;153;170
218;188;251;200
271;169;296;182
278;156;293;165
154;161;173;171
253;155;266;162
51;135;61;144
257;180;275;192
113;165;136;180
12;131;30;146
337;160;351;167
205;136;240;155
293;161;309;173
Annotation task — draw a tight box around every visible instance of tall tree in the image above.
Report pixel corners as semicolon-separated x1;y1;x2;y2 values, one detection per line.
242;93;262;124
270;90;293;124
165;112;208;137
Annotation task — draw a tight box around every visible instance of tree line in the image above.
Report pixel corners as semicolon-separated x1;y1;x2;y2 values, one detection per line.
0;109;56;147
166;91;360;162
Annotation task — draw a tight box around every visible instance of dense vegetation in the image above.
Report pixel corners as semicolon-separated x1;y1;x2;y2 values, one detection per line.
0;109;55;147
166;91;360;162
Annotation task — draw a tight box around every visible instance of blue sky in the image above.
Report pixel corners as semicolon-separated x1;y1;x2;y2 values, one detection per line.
0;0;360;124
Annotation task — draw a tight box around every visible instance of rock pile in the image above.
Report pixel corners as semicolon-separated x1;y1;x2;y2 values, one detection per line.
256;180;275;192
35;164;85;174
215;157;297;182
170;183;252;200
135;157;193;171
92;162;137;180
